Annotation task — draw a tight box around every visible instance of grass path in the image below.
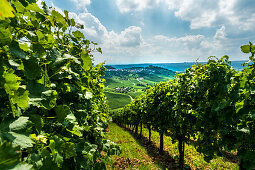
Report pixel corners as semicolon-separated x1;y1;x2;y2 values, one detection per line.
106;122;166;169
106;122;238;170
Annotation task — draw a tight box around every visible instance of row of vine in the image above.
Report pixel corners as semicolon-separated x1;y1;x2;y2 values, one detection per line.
113;42;255;169
0;0;119;169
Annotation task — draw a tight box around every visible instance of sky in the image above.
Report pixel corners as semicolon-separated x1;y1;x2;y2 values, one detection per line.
40;0;255;64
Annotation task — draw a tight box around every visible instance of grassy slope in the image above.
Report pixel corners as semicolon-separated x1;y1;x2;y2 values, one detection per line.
105;77;147;89
141;127;238;170
105;92;131;109
106;122;164;169
105;73;174;109
107;122;238;170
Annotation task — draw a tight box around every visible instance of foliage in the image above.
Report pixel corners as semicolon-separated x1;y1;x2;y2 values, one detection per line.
105;92;131;110
113;43;255;169
0;0;119;169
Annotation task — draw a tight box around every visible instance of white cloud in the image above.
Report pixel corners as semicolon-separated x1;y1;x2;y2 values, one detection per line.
116;0;161;13
164;0;255;31
66;10;144;63
49;2;248;64
69;12;108;43
98;26;144;63
118;26;142;47
214;26;227;41
69;0;91;11
68;11;143;47
154;34;205;49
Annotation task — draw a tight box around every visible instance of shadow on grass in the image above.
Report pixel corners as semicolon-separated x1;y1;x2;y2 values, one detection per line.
119;125;191;170
188;139;239;164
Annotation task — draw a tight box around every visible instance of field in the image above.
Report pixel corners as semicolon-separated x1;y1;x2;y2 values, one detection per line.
104;66;175;110
105;92;131;109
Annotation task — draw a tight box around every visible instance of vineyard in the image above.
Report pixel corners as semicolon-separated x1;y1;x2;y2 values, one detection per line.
113;47;255;169
1;0;255;170
0;0;120;169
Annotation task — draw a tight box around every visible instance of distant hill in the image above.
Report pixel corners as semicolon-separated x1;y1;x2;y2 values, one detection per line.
104;65;176;110
105;65;116;69
104;65;176;78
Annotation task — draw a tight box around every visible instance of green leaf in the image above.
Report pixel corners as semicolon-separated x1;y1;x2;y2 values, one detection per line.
64;10;68;19
9;41;27;59
2;69;28;112
10;163;33;170
96;47;102;54
29;114;44;132
51;10;65;25
19;43;30;52
55;105;71;122
0;26;12;45
70;18;75;26
235;100;245;113
3;69;20;93
72;30;84;40
11;0;25;13
9;117;30;132
64;142;76;159
12;87;29;108
67;124;83;137
26;3;44;13
0;0;14;19
49;139;63;166
81;51;92;71
63;114;76;127
23;57;42;80
6;132;33;149
36;30;45;43
0;142;20;170
42;2;50;15
28;82;57;109
241;45;250;53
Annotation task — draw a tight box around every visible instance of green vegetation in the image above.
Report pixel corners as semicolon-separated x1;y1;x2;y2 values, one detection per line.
0;1;119;169
106;122;164;169
104;66;175;110
1;1;255;170
105;92;131;109
141;125;238;169
113;42;255;170
107;122;238;169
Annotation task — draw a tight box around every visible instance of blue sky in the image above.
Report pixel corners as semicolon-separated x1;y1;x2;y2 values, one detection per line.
40;0;255;64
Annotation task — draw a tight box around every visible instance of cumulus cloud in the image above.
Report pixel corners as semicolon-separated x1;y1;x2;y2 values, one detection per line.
118;26;142;47
69;12;108;43
65;10;144;63
49;2;248;64
214;26;227;41
164;0;255;31
154;34;205;49
100;26;143;63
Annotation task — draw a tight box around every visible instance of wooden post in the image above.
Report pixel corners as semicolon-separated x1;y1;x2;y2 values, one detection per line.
159;132;164;153
148;124;151;143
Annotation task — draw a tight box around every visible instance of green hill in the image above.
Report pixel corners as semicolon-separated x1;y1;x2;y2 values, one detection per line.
104;65;176;110
105;92;131;109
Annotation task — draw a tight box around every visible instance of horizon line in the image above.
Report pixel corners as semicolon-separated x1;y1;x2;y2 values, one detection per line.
105;60;248;66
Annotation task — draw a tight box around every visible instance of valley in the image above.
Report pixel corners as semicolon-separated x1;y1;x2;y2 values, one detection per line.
104;65;176;110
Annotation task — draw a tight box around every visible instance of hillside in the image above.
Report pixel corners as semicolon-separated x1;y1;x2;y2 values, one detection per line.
104;65;176;109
